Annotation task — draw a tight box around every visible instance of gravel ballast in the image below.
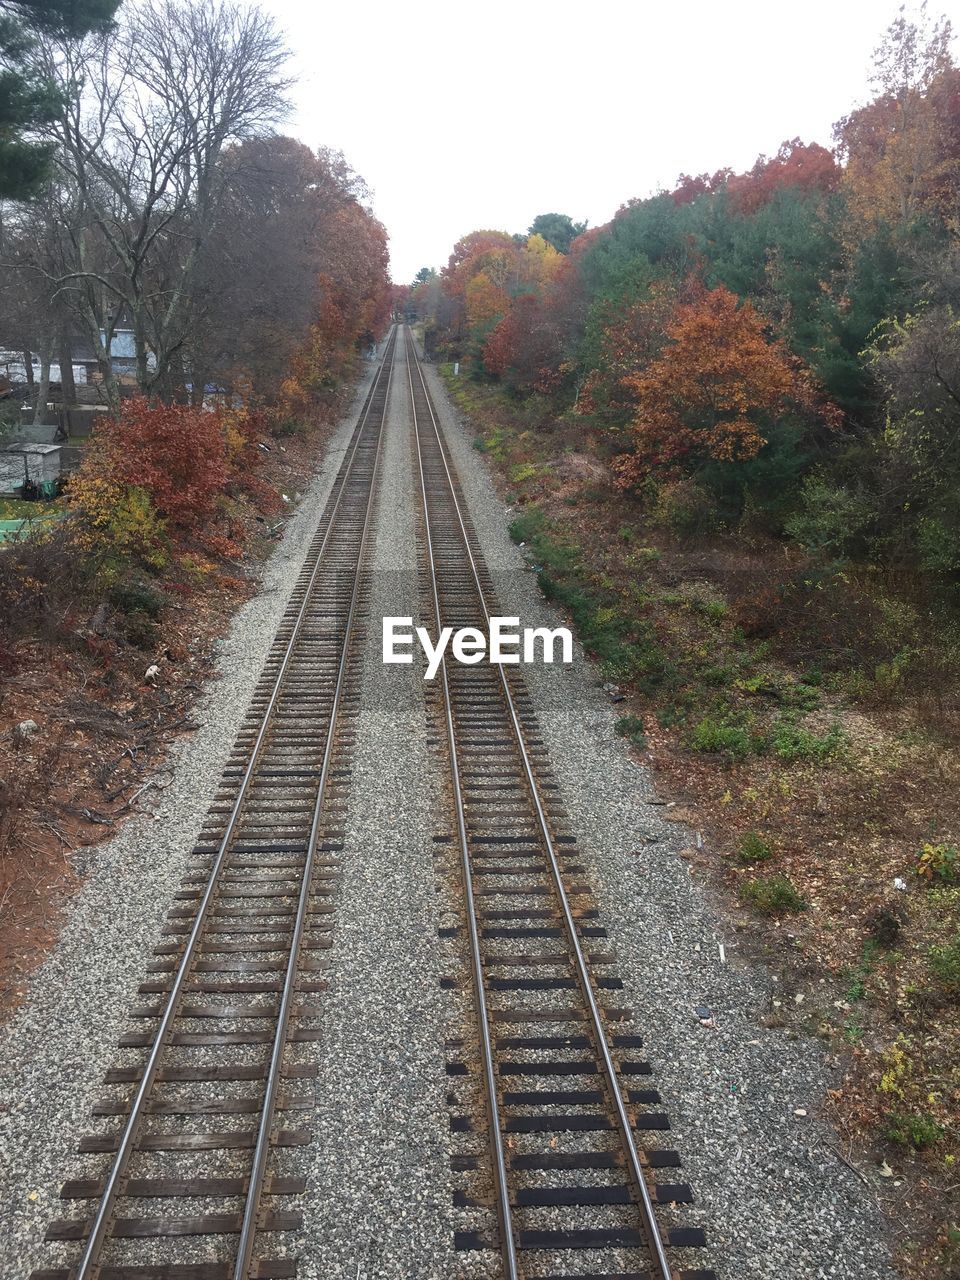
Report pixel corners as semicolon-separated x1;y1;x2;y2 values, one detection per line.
291;335;469;1279
0;366;377;1276
0;334;898;1280
417;349;897;1280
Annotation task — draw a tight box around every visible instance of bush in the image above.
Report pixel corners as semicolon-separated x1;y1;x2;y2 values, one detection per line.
0;522;92;651
614;714;647;748
80;400;230;534
770;718;844;762
691;716;751;758
68;473;168;582
650;476;719;538
739;831;773;862
107;579;164;620
882;1110;944;1150
916;842;959;885
929;933;960;994
741;873;806;914
785;477;874;557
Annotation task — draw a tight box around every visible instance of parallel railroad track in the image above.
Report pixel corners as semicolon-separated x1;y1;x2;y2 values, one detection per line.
30;327;398;1280
28;322;716;1280
407;327;716;1280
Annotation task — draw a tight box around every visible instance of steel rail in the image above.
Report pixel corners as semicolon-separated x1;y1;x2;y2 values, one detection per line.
406;326;673;1280
233;332;395;1275
405;336;520;1280
74;327;398;1279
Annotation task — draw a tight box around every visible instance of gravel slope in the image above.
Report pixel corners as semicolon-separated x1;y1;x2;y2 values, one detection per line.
0;366;377;1277
416;348;897;1280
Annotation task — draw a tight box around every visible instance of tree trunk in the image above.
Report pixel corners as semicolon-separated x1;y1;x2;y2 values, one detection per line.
58;329;76;402
23;350;34;391
33;349;51;425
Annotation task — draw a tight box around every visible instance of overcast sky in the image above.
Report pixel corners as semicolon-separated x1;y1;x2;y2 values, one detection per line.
262;0;957;284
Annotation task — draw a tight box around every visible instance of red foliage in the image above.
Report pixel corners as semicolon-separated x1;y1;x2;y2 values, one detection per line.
96;400;230;532
483;295;566;395
727;139;840;213
669;170;730;206
670;141;838;213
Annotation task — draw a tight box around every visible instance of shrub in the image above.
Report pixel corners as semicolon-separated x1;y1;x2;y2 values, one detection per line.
81;400;230;534
69;473;168;582
691;717;751;758
929;933;960;994
739;831;773;863
614;714;647;748
916;842;959;885
882;1110;944;1150
784;477;874;557
650;476;719;537
770;718;844;763
107;579;164;620
741;873;806;914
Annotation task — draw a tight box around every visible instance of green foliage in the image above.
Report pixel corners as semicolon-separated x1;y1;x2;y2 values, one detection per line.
614;714;647;748
843;939;880;1001
107;579;164;621
741;873;806;914
770;717;844;762
0;0;120;198
691;717;751;758
650;476;718;537
916;842;959;885
929;932;960;993
527;212;587;255
738;831;773;862
509;462;540;484
882;1110;944;1150
508;507;547;545
785;477;875;557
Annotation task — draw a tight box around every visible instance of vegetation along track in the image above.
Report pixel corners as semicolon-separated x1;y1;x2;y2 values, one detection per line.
408;326;716;1280
30;327;398;1280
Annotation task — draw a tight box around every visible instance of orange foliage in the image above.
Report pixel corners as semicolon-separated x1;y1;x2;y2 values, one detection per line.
466;272;510;328
671;140;838;212
615;288;835;485
836;67;960;228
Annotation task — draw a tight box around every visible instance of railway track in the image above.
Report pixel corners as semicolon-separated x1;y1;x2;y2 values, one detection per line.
407;327;716;1280
31;327;397;1280
28;323;716;1280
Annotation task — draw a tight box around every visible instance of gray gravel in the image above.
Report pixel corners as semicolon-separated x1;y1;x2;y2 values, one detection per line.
0;365;377;1278
417;349;898;1280
0;334;900;1280
293;336;495;1280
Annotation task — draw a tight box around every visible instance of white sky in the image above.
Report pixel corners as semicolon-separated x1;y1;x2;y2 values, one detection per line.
262;0;959;284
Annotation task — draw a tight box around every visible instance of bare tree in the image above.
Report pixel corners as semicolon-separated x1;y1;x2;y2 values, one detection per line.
34;0;292;403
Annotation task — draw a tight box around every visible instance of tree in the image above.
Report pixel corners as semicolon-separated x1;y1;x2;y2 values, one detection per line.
527;212;587;255
0;0;118;197
32;0;292;403
483;293;567;396
834;6;957;229
867;303;960;570
615;287;834;485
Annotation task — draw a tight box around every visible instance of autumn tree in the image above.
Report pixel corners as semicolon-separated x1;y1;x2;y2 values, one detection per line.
835;6;957;229
527;212;587;254
615;287;834;486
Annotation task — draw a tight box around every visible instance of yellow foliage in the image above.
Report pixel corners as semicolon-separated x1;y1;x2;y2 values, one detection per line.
879;1035;913;1098
68;470;167;580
